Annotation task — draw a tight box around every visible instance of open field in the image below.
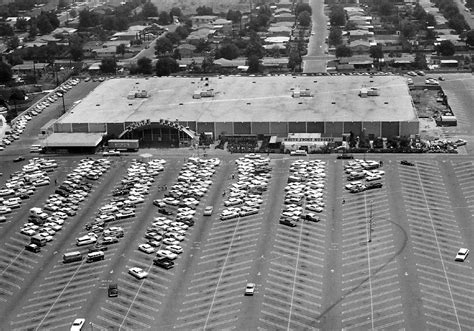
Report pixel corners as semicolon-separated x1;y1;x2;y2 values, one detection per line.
150;0;250;15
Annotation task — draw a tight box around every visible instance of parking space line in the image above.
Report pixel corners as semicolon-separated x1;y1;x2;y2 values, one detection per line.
107;300;156;320
262;306;311;329
203;235;259;248
44;268;105;281
426;319;459;331
178;302;241;318
197;251;255;265
0;278;20;289
12;313;78;330
208;224;261;236
204;238;260;251
344;311;404;329
199;244;257;260
258;317;287;330
425;297;474;318
203;316;239;330
342;297;401;315
191;266;251;283
101;306;151;329
0;287;13;296
96;314;125;329
188;272;249;290
192;260;249;276
183;288;242;304
265;295;319;316
39;276;101;289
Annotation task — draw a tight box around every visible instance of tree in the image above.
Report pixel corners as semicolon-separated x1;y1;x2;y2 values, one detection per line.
335;45;352;58
426;13;436;27
7;36;20;50
116;43;126;57
154;37;173;55
103;17;116;30
379;0;395;16
413;52;427;69
466;30;474;47
175;25;189;39
15;18;28;32
201;56;214;73
37;14;54;35
328;27;342;46
100;58;117;74
0;23;14;36
116;17;128;31
158;11;171;25
295;3;312;16
170;7;182;18
69;40;83;61
137;57;152;74
298;11;311;28
142;2;158;18
79;9;100;29
401;22;417;39
70;9;78;18
0;62;12;84
369;45;384;59
226;9;242;23
28;24;37;39
155;57;179;76
288;49;302;72
216;43;240;60
437;40;455;56
196;6;213;15
245;31;264;58
247;55;260;73
165;31;180;44
330;6;346;26
58;0;68;8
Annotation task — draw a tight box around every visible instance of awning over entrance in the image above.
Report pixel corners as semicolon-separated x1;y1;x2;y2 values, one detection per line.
43;133;104;148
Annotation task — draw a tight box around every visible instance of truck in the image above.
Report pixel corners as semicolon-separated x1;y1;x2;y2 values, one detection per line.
107;139;139;151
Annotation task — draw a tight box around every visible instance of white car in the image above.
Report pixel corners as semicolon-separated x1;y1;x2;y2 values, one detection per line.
70;318;85;331
455;248;469;262
366;175;382;182
163;238;180;246
129;267;148;279
138;243;155;254
156;249;178;260
245;283;255;296
165;245;183;254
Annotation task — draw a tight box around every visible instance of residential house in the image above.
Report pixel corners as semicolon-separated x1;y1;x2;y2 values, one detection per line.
274;8;292;15
274;13;295;23
12;62;49;76
103;40;130;48
112;31;139;41
276;0;293;9
348;40;371;54
213;18;233;34
192;15;219;27
347;29;374;42
262;57;288;70
177;44;197;58
268;25;292;37
93;46;117;58
51;27;77;37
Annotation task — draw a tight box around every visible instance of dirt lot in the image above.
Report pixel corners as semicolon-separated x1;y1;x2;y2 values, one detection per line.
410;88;449;118
151;0;250;15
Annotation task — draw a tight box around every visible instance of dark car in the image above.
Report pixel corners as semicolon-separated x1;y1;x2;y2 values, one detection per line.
366;182;383;190
89;244;108;253
153;257;174;269
13;156;25;163
25;243;41;253
337;153;354;159
350;185;366;193
279;218;297;227
158;208;173;215
108;283;118;297
400;160;415;166
348;173;366;181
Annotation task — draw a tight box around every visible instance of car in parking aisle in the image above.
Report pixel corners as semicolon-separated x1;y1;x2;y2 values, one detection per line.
129;267;148;279
455;248;469;262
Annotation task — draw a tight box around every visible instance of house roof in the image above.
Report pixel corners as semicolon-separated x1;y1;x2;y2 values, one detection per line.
214;58;246;67
177;44;196;51
43;133;104;147
265;36;290;43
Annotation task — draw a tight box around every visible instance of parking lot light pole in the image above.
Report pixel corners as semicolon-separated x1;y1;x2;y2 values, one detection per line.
368;200;373;243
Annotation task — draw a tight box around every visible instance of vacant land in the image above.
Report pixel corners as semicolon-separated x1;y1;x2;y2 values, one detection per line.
151;0;250;15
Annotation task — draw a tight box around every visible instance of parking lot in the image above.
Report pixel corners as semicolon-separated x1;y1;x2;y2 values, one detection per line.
1;152;474;330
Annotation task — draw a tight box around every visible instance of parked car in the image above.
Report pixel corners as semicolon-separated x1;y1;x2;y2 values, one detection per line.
400;160;415;166
455;248;469;262
129;267;148;279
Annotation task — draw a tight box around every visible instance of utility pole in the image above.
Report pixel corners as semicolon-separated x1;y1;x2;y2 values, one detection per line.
368;200;373;243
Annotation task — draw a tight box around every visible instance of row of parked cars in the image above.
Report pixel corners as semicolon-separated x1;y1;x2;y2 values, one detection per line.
220;155;271;221
0;158;57;222
0;79;79;152
78;159;165;257
20;158;110;253
280;159;327;227
344;159;384;194
136;157;220;273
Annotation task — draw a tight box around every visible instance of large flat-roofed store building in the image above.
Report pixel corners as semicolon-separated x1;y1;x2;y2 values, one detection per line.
47;75;419;149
